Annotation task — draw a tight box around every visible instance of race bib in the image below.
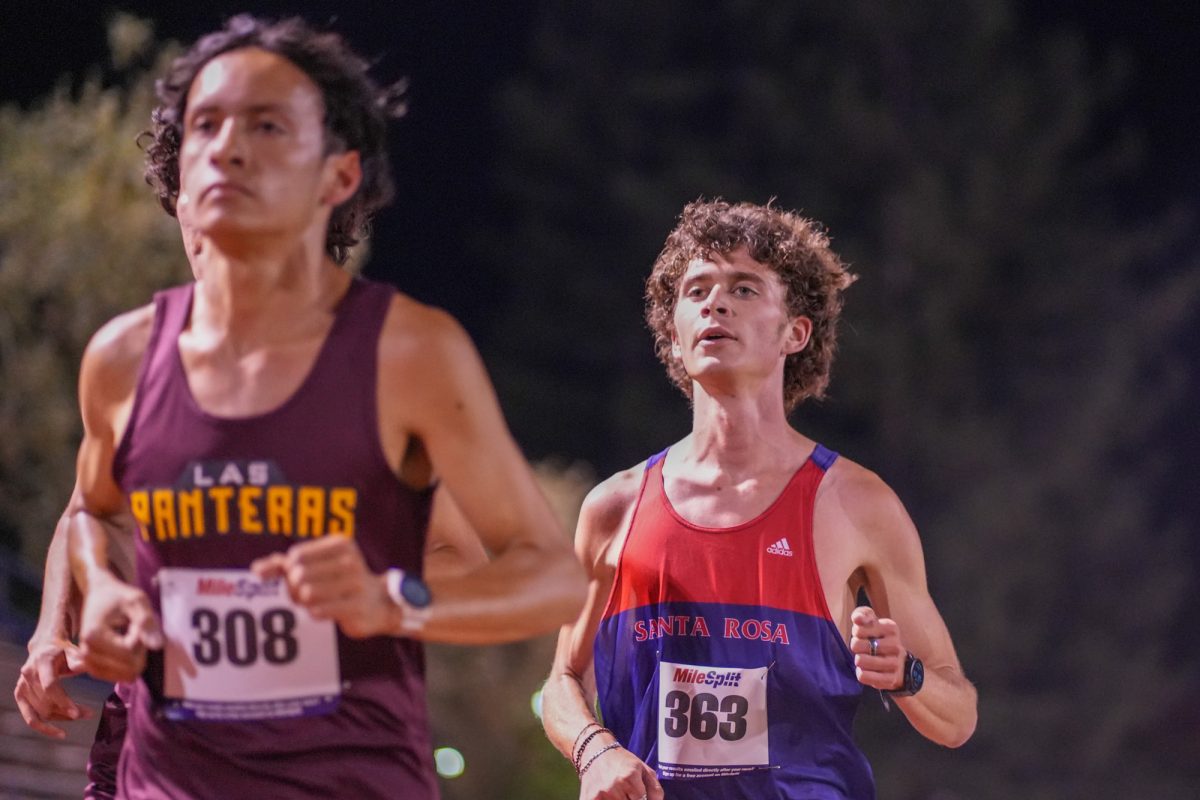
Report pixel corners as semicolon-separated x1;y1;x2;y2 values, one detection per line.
657;660;770;780
158;568;341;721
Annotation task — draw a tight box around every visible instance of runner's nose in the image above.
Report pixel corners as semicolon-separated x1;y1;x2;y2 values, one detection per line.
210;117;247;169
701;285;729;317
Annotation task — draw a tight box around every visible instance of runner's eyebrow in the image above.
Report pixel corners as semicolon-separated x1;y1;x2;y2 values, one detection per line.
187;103;294;119
682;269;767;286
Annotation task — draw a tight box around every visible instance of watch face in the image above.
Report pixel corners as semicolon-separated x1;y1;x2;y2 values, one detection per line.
909;658;925;693
401;574;433;608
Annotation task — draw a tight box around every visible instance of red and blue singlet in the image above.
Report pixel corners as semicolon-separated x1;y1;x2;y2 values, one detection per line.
594;446;875;799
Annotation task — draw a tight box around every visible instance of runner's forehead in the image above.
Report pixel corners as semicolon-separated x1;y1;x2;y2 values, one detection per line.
185;48;324;121
680;253;775;287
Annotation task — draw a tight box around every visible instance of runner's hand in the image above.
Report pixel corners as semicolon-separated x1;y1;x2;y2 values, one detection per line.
13;639;93;739
850;606;905;691
579;744;664;800
78;575;162;684
251;537;391;639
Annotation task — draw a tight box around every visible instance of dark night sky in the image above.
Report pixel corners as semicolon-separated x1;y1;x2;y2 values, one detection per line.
2;1;1196;325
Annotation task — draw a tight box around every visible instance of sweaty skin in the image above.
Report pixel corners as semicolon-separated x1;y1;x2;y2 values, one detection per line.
542;248;977;800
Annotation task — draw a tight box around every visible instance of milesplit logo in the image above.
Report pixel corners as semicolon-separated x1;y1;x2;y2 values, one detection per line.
766;537;793;557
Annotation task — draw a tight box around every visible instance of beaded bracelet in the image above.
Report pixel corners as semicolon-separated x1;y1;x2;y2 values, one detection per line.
578;742;621;777
572;726;613;772
571;722;601;765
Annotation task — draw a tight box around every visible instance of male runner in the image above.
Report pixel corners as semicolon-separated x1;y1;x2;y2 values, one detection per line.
542;200;977;799
62;14;584;798
15;177;490;799
14;215;489;745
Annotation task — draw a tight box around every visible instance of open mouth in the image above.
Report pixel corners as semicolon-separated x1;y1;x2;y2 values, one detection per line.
202;182;252;200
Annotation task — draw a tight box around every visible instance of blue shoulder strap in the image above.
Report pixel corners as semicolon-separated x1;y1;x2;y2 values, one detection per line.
811;443;839;471
645;448;669;471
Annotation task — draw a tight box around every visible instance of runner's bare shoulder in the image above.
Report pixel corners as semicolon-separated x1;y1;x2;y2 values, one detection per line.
377;293;473;373
817;454;921;563
576;463;646;569
374;293;489;411
80;303;158;407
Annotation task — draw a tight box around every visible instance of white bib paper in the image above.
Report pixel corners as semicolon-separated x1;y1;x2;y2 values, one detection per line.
159;568;340;721
657;660;770;780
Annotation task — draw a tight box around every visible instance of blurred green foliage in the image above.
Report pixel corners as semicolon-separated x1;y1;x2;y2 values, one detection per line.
0;16;188;561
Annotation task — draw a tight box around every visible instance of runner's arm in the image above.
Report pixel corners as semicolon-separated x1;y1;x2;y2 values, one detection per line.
30;504;80;650
422;486;490;581
844;472;978;747
376;304;586;643
541;473;664;800
15;499;87;738
68;309;163;684
16;485;141;737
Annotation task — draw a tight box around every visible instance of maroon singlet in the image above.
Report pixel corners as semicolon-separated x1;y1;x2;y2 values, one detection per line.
111;279;438;798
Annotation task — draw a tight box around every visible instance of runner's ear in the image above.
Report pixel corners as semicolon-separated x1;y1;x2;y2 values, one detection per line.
321;149;362;207
781;315;812;355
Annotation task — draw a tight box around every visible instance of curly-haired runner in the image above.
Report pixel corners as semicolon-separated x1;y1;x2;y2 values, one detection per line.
644;200;854;410
543;199;977;799
50;14;585;799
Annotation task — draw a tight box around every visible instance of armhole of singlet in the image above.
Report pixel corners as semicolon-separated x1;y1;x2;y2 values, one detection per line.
595;448;667;623
111;291;174;486
805;444;858;667
359;282;431;496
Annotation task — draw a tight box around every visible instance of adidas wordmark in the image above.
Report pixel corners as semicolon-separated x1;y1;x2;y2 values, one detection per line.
766;537;793;557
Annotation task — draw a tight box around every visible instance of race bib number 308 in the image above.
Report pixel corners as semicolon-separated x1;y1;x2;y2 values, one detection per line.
657;661;770;780
159;568;340;722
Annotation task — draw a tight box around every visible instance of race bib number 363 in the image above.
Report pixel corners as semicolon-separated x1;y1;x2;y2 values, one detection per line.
159;568;340;722
657;661;769;780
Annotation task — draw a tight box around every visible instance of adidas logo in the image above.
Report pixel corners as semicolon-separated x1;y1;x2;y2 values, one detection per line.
766;537;793;557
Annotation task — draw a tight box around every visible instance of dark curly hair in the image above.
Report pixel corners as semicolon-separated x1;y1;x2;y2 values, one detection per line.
141;14;406;264
645;199;856;411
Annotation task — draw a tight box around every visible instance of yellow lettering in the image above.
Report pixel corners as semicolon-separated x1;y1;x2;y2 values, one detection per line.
208;486;235;534
151;489;177;541
177;489;204;538
129;491;152;541
297;487;325;537
328;488;357;536
266;486;293;536
239;486;263;534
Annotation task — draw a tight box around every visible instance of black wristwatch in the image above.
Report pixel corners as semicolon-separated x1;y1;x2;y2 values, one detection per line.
879;651;924;710
895;651;924;696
